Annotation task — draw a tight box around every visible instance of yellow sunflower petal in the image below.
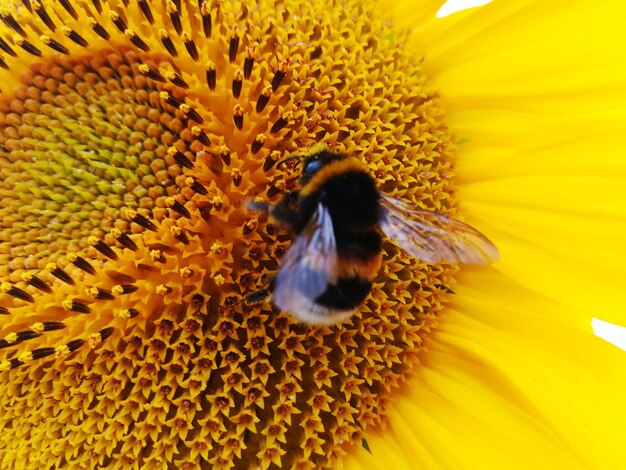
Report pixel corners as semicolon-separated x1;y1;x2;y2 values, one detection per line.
386;0;447;31
415;0;626;108
399;0;626;325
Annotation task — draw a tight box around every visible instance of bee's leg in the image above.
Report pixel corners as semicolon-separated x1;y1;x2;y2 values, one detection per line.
243;276;275;306
249;191;301;232
244;288;271;305
273;191;301;230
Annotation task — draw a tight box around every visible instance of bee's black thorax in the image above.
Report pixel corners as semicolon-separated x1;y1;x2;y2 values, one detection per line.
297;169;381;234
298;158;382;259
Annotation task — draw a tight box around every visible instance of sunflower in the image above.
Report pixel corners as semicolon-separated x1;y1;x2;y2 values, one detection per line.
0;0;625;468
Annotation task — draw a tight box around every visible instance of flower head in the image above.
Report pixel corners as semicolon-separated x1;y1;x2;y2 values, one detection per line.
2;0;626;468
0;0;458;467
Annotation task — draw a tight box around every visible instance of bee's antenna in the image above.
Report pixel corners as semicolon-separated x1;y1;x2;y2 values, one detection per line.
276;154;302;169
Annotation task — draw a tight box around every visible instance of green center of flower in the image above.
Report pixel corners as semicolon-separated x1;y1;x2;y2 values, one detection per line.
0;0;458;467
0;51;184;280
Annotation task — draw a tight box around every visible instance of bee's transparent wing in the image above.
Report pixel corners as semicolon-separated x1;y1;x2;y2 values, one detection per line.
273;202;338;312
379;194;499;264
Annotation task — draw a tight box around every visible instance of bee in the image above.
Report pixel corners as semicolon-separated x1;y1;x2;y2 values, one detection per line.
248;144;499;325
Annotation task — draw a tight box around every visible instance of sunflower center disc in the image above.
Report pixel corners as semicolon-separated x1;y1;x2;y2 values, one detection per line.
0;0;457;467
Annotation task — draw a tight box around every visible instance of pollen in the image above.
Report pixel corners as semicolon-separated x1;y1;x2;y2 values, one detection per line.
0;0;457;468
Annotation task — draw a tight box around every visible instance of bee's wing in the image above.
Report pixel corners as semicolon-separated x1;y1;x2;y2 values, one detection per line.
273;202;338;312
379;194;499;264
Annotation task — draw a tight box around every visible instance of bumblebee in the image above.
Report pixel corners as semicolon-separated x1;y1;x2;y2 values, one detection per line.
249;144;499;325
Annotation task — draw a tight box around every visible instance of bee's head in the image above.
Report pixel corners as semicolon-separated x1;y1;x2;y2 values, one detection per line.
300;150;344;183
279;144;344;185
